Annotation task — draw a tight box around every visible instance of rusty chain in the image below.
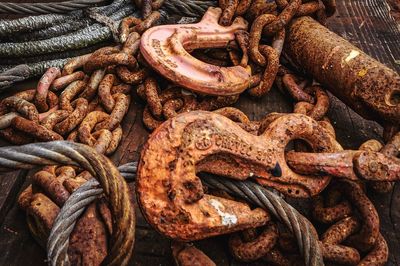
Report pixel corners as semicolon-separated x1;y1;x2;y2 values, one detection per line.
1;0;399;265
35;160;323;266
136;0;336;130
0;31;143;266
0;30;142;154
0;141;135;266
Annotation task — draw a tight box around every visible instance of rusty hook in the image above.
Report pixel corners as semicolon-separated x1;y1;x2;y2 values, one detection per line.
137;111;342;241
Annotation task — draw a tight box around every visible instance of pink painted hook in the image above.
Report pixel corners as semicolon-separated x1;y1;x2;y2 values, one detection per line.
140;7;251;96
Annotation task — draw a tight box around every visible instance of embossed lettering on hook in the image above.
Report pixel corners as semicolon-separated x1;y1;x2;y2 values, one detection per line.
140;7;251;96
137;111;342;241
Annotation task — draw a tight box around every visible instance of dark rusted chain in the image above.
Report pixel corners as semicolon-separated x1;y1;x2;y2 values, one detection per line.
0;65;30;91
0;141;135;266
0;0;107;15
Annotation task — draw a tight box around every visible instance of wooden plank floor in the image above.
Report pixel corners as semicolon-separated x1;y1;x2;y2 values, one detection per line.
0;0;399;265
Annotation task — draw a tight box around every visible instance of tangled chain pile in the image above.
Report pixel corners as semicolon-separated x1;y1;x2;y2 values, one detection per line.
138;0;337;130
0;0;399;266
2;3;165;264
193;107;397;265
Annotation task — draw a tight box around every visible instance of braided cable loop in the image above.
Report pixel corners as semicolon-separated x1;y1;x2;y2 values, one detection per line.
0;141;135;266
200;175;323;266
0;0;108;15
0;0;216;15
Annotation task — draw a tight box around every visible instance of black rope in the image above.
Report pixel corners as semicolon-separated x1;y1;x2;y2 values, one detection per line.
0;0;108;15
0;64;30;91
0;0;215;16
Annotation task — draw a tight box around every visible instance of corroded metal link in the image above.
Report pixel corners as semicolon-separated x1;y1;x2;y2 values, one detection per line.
12;116;63;142
120;17;142;43
172;242;216;266
246;0;277;20
321;216;360;245
51;71;85;92
79;69;105;100
282;74;314;103
1;96;40;122
381;131;400;157
94;93;130;131
219;0;238;26
34;67;61;112
144;77;162;118
59;80;87;112
247;45;279;97
142;86;199;131
91;129;113;154
62;54;92;76
14;89;59;112
249;13;277;66
83;47;137;74
312;195;353;224
98;74;116;113
78;111;110;146
343;181;380;252
234;30;249;67
0;127;32;144
54;98;88;136
229;223;278;262
262;0;301;36
359;233;388;266
321;243;360;265
31;169;70;207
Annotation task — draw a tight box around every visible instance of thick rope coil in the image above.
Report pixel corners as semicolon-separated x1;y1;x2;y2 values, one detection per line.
162;0;217;17
0;64;30;91
0;141;135;266
0;0;108;15
0;0;128;38
86;8;121;42
0;0;216;16
47;161;322;266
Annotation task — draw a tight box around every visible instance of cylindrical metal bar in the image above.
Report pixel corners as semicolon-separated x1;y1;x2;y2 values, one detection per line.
284;16;400;125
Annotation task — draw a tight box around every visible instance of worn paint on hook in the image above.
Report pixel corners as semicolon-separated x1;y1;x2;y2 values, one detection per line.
209;199;238;226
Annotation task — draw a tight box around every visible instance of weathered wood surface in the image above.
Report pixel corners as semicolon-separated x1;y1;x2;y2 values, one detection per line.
0;0;399;265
